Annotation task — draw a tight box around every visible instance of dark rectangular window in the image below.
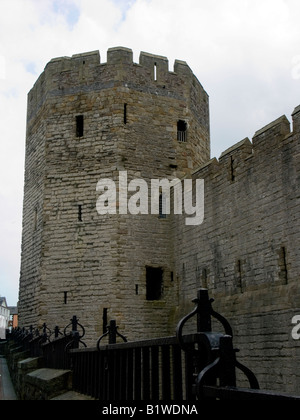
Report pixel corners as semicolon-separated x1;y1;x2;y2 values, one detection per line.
76;115;84;137
146;267;163;301
177;120;187;142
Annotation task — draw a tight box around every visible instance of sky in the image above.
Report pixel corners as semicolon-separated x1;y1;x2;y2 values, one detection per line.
0;0;300;306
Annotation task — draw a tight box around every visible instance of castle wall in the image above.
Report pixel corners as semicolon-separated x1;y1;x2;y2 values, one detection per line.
18;104;47;326
172;108;300;393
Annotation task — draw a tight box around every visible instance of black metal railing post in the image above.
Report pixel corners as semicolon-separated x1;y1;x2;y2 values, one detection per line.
176;289;261;400
64;315;86;352
97;320;127;350
108;320;117;344
218;335;237;388
71;316;79;349
54;326;61;339
196;289;212;333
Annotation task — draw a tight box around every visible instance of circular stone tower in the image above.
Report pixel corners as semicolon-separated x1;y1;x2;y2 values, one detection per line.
18;47;210;343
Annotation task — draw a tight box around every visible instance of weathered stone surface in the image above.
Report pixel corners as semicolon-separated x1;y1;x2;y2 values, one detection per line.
24;368;72;400
171;112;300;393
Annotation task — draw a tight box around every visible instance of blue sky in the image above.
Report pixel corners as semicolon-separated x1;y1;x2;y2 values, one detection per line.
0;0;300;306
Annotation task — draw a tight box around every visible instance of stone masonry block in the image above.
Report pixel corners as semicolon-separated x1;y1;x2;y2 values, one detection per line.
24;368;72;400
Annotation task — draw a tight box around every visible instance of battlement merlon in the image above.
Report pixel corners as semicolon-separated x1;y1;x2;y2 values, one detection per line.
292;104;300;132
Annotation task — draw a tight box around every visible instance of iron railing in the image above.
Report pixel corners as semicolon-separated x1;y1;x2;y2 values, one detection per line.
6;289;300;400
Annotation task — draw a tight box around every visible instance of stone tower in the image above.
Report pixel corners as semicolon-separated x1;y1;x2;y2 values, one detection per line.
18;47;210;343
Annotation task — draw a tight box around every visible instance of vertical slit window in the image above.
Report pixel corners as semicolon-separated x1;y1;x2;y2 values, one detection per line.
278;246;288;284
64;291;68;304
154;62;157;81
76;115;84;137
177;120;187;142
237;260;243;292
159;193;167;219
78;205;82;222
230;156;235;182
102;308;108;334
202;268;208;289
124;103;127;124
33;207;38;231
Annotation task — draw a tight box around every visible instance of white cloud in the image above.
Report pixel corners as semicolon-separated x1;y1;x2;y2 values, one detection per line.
1;0;300;305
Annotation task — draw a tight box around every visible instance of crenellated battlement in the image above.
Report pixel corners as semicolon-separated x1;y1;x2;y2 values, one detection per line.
27;47;207;124
43;46;195;81
191;107;299;182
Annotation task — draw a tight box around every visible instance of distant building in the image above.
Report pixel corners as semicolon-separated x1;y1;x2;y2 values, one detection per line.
8;306;18;330
0;297;10;339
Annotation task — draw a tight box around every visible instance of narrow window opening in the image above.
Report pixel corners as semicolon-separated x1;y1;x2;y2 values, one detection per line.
237;260;243;292
159;193;167;219
135;284;139;295
202;268;208;289
154;62;157;81
170;271;174;282
230;156;235;182
124;103;127;124
102;308;108;334
33;208;38;231
146;267;163;301
76;115;84;137
78;205;82;222
278;246;288;284
64;291;68;304
177;120;187;142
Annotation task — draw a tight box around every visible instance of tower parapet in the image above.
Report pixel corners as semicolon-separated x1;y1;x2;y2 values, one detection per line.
27;47;209;133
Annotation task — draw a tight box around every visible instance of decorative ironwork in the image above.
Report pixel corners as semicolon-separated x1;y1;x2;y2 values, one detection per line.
176;289;260;399
97;320;127;350
64;315;87;350
6;292;300;400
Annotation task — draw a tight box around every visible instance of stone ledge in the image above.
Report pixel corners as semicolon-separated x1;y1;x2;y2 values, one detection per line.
18;357;43;373
51;391;95;400
24;368;72;400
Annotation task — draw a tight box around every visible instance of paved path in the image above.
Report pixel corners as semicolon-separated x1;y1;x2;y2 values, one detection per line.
0;355;17;400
